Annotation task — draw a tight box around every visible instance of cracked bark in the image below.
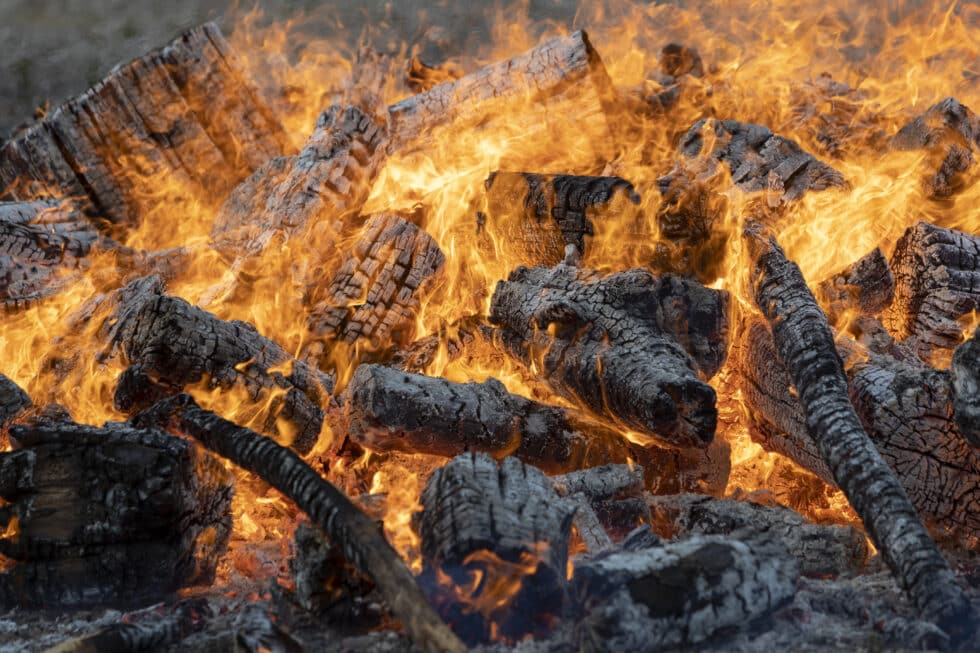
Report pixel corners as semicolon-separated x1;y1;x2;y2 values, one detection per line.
131;394;465;653
0;418;233;609
746;225;975;640
488;262;728;448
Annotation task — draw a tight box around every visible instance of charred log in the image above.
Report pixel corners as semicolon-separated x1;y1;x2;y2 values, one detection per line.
553;464;651;542
304;213;445;362
952;325;980;448
746;225;975;639
572;535;799;651
648;493;868;577
388;315;483;373
0;419;232;609
552;463;644;502
890;97;980;198
478;171;644;266
132;394;466;653
884;221;980;355
416;452;575;644
0;373;31;432
488;263;728;448
816;247;895;321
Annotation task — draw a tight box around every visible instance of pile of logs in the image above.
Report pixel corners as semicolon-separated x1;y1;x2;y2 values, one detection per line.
0;17;978;653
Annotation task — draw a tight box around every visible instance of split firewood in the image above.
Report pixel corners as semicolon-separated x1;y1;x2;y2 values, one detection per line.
0;418;233;609
572;534;799;652
890;97;979;198
1;23;288;232
73;275;333;455
478;171;644;266
745;224;975;640
303;213;445;363
488;263;728;448
952;325;980;448
387;30;617;166
648;494;868;577
416;452;575;644
132;394;466;653
884;221;980;355
816;247;895;321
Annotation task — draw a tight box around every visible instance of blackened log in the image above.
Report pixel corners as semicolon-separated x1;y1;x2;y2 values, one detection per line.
92;276;333;455
816;248;895;320
387;31;616;163
890;97;980;198
0;419;232;609
648;493;868;577
572;535;798;651
552;463;644;501
210;104;387;265
952;325;980;448
479;171;644;266
746;224;975;640
416;452;575;644
344;364;636;474
553;463;650;541
884;221;980;355
304;213;445;362
489;263;728;448
132;394;466;653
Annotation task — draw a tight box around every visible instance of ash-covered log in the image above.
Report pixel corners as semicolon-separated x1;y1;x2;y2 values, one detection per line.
552;463;650;542
884;221;980;355
84;275;333;455
387;31;616;164
343;364;633;474
478;172;644;266
489;263;728;448
303;213;445;362
890;97;980;198
132;394;466;653
572;535;798;652
745;224;975;640
952;325;980;448
816;247;895;321
416;453;575;644
648;494;868;577
0;419;232;609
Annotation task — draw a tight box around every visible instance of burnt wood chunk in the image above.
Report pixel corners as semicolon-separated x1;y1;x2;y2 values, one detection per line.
572;535;798;651
553;463;650;542
417;453;575;644
132;395;465;653
952;326;980;448
648;494;868;577
387;30;615;164
479;172;643;265
489;263;728;448
890;97;980;197
344;364;634;474
0;373;31;432
0;419;232;609
746;224;975;640
304;213;445;360
552;463;644;502
884;222;980;355
816;248;895;320
210;105;387;265
94;276;333;455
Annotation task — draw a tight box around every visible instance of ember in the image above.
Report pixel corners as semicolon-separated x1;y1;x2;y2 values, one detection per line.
0;1;978;652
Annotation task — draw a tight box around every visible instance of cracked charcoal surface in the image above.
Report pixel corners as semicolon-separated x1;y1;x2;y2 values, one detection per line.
952;325;980;448
816;247;895;321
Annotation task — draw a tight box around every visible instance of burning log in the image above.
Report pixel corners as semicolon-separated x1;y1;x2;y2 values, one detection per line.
884;221;980;355
210;104;387;265
745;225;975;639
572;535;799;651
1;23;287;232
0;418;233;609
478;172;644;266
890;97;980;198
816;247;895;320
304;213;445;361
132;394;466;653
952;325;980;448
488;263;728;448
416;453;575;644
648;494;868;577
91;276;333;455
387;30;616;164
